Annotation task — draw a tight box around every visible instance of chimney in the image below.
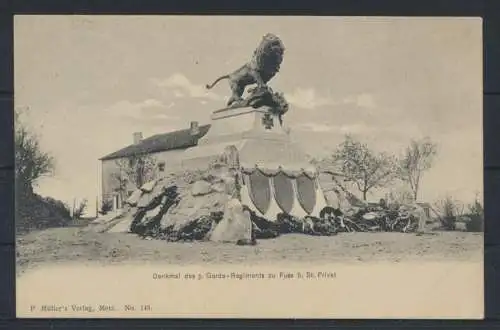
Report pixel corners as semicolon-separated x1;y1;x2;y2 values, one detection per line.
133;132;143;145
190;121;199;135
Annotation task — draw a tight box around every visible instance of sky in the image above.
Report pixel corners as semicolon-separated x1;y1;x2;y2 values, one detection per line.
14;15;483;215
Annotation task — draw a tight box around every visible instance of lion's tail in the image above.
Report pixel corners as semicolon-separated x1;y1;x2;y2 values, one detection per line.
206;75;229;89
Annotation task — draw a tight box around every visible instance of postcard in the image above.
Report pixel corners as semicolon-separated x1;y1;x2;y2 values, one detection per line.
15;15;483;318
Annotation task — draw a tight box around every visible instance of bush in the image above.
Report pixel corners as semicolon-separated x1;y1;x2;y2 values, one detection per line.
42;196;71;219
99;199;113;215
16;192;72;233
465;198;484;232
73;199;88;219
435;196;460;231
466;215;483;232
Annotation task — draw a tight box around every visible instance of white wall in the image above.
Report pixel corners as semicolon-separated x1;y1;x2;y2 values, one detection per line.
153;148;185;172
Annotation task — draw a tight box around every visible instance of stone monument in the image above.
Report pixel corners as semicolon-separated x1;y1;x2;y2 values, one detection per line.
180;33;327;220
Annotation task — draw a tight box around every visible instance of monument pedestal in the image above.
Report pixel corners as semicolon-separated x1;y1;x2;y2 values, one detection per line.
180;106;327;219
181;106;292;168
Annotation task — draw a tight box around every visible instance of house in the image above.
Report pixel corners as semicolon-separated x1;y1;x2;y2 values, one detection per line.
98;121;210;210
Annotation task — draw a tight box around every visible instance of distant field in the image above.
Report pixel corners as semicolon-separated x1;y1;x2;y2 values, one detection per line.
16;226;483;277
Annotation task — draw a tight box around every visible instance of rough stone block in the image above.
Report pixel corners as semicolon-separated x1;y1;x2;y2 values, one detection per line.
210;198;253;244
126;189;142;206
191;180;212;196
140;180;157;193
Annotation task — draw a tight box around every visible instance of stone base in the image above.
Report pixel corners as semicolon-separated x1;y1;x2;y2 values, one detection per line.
181;106;300;170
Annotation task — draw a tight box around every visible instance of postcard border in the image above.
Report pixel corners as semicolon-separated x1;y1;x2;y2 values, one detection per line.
2;0;499;327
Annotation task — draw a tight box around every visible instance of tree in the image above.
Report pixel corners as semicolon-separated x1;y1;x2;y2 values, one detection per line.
113;153;157;197
329;135;397;201
397;137;437;201
15;108;55;194
15;107;72;232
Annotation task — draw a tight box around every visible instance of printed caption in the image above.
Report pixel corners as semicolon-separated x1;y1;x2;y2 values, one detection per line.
29;304;153;313
152;271;337;280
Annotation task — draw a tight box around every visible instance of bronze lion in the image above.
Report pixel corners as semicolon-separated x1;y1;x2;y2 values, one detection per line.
206;33;285;107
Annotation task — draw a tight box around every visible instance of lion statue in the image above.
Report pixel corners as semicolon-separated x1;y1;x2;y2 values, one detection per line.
205;33;285;107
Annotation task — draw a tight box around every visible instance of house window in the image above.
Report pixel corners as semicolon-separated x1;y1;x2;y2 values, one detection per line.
158;161;166;172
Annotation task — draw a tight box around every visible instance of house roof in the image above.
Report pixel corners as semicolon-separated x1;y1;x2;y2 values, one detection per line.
99;124;211;161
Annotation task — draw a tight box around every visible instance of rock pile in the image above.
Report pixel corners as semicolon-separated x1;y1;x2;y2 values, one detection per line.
118;162;246;243
92;162;427;244
316;174;426;234
95;161;345;243
319;203;426;234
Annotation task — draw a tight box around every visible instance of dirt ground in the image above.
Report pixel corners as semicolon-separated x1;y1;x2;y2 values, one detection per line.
15;225;483;277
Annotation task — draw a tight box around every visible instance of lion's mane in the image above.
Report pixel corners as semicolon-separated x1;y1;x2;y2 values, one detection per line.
250;33;285;83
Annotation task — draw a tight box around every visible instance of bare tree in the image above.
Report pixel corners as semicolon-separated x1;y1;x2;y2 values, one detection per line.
325;135;397;201
397;137;437;201
15;107;55;194
113;153;157;197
